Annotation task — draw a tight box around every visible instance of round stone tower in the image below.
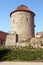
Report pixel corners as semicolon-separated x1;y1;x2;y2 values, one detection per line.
10;5;35;43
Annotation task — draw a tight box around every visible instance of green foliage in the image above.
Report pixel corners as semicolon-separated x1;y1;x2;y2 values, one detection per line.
0;46;43;61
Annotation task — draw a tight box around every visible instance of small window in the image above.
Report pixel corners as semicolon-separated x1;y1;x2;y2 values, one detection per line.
26;18;28;21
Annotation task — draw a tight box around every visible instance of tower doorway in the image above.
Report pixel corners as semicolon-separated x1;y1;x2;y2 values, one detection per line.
16;34;18;43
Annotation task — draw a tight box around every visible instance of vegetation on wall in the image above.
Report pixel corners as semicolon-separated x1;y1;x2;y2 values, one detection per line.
0;46;43;61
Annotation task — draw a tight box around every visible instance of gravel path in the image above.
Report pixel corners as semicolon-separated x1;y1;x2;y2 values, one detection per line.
0;62;43;65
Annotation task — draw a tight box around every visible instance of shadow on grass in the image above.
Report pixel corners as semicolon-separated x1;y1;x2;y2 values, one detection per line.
0;48;11;61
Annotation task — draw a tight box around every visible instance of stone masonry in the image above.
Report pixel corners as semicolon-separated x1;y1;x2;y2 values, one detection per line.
5;32;16;46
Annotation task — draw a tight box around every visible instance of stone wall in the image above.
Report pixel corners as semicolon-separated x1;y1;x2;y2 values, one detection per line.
11;11;35;42
5;32;16;46
30;37;43;48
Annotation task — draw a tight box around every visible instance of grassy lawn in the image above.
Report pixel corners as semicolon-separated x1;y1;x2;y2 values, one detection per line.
0;46;43;62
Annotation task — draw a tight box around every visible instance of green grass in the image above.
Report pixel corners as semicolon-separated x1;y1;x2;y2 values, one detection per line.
0;46;43;62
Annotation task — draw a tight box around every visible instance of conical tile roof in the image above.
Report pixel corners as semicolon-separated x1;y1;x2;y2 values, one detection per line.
10;5;35;16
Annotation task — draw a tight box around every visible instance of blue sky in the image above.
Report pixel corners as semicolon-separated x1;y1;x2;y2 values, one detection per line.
0;0;43;34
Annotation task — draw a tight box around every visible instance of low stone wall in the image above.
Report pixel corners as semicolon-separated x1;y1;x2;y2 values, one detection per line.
30;37;43;48
16;42;29;47
5;33;43;48
5;33;16;46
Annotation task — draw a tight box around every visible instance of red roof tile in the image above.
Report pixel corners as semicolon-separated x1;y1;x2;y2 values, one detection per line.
0;31;8;40
15;5;30;11
36;32;43;35
10;5;35;16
